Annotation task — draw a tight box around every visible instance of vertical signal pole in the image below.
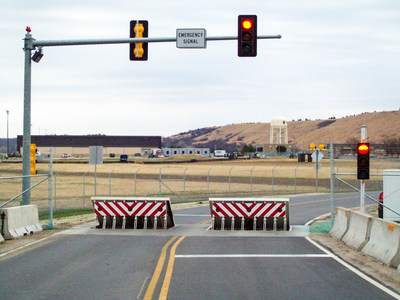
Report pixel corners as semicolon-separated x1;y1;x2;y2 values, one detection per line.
21;27;34;205
360;125;367;213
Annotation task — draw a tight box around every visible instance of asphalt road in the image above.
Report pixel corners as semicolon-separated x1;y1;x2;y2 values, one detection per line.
0;191;396;300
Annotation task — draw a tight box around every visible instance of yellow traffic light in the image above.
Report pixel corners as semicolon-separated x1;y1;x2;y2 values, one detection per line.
310;143;316;150
30;144;37;175
134;23;144;58
130;20;148;61
319;144;325;150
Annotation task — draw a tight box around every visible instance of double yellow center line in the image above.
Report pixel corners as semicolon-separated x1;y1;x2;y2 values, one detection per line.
143;236;185;300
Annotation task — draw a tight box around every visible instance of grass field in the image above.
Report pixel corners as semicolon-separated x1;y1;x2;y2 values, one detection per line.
1;156;399;217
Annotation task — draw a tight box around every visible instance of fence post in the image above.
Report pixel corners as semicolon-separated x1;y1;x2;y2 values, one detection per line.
250;167;255;197
159;168;162;197
207;168;212;199
134;169;140;196
228;167;233;197
109;170;114;196
183;168;188;201
330;142;335;226
294;165;299;194
48;147;54;229
271;167;276;195
54;172;59;212
83;171;89;208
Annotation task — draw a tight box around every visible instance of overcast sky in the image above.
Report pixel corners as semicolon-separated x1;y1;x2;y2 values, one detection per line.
1;1;399;139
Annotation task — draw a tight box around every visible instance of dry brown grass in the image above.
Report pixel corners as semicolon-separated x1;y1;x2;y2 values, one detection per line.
1;158;398;211
167;110;400;149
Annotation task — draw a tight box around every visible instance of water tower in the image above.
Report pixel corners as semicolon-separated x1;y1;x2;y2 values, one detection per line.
270;117;288;145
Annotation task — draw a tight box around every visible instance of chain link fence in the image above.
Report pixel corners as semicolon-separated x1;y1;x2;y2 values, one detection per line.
1;157;399;228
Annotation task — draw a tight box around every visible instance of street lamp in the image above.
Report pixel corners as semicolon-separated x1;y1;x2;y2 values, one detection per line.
6;110;9;157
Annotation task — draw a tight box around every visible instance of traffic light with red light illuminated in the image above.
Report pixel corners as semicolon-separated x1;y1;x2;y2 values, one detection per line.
130;20;148;61
238;15;257;57
357;143;370;180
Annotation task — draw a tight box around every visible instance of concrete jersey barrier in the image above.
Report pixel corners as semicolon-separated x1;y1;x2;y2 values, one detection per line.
342;210;372;251
0;205;42;240
209;198;290;231
92;197;175;229
361;218;400;268
329;207;350;240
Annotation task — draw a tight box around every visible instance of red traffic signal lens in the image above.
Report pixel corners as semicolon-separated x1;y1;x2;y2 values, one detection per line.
358;143;369;155
242;19;253;30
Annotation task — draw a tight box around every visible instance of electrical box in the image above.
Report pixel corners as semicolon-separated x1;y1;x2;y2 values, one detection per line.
383;169;400;222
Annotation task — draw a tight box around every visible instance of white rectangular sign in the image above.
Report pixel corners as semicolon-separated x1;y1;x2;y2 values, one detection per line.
89;146;103;165
176;28;206;48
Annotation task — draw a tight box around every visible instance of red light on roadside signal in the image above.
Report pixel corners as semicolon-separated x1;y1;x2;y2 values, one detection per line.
242;19;253;30
357;143;369;155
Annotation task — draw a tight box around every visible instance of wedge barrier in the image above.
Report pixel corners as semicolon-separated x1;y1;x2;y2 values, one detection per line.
329;207;350;240
361;218;400;268
0;205;42;239
209;198;289;231
92;197;175;229
342;210;372;251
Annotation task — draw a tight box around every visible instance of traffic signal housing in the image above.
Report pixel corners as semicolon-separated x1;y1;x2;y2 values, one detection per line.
30;144;37;175
130;20;148;61
238;15;257;57
357;143;370;180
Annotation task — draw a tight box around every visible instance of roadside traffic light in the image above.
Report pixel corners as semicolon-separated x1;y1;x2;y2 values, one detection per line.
130;20;148;61
357;143;370;180
30;144;37;175
238;15;257;57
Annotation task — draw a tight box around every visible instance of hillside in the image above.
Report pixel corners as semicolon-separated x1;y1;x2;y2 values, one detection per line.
164;110;400;151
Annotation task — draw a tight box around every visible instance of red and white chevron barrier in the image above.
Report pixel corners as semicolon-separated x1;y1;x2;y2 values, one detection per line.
92;197;175;229
209;198;289;231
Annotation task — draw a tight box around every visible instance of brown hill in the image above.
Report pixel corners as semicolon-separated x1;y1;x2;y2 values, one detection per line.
164;110;400;151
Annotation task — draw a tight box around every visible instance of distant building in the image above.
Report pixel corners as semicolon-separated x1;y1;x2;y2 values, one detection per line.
17;135;161;158
162;148;210;157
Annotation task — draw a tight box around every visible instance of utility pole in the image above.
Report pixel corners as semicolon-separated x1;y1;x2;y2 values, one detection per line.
6;110;9;156
21;27;33;205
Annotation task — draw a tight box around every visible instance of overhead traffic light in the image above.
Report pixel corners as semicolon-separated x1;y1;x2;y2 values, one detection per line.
130;20;148;61
319;144;325;150
357;143;370;180
30;144;37;175
310;144;316;150
238;15;257;57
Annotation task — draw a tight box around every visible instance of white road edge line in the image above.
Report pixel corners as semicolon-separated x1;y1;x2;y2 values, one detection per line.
305;236;400;300
0;234;56;258
175;254;333;258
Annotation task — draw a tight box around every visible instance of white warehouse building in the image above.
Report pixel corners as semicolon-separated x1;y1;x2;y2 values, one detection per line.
162;148;210;157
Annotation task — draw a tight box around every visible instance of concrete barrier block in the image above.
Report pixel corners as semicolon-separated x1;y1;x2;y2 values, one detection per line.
0;205;42;240
361;218;400;267
342;210;372;251
329;207;350;240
